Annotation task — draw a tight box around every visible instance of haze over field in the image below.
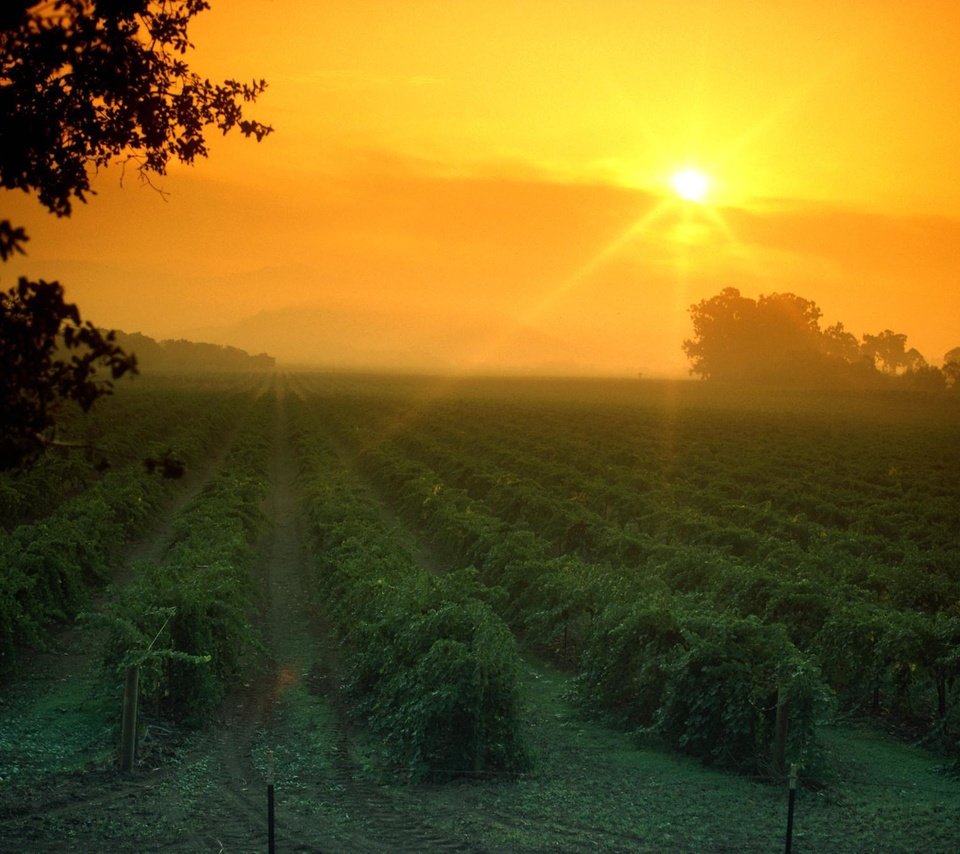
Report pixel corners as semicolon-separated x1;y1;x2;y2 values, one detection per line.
4;0;959;375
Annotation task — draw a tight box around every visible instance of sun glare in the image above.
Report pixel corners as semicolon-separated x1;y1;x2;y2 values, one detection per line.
671;168;711;203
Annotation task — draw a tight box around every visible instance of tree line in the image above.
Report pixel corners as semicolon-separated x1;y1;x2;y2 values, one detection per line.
683;287;959;390
112;331;275;373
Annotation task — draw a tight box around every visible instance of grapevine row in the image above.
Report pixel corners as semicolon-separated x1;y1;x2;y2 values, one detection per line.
350;420;959;770
291;397;529;779
0;384;253;677
98;392;272;721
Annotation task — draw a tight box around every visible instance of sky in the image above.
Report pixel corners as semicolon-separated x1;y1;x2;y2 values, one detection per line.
4;0;960;376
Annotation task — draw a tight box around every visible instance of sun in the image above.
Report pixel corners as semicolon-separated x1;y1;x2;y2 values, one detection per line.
670;168;711;203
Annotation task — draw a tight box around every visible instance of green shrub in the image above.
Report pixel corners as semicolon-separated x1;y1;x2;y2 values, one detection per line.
296;413;529;780
577;603;830;775
97;410;267;722
642;613;829;774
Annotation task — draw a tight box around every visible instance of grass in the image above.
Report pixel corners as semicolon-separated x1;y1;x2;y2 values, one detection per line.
0;635;116;787
385;657;960;852
2;612;958;851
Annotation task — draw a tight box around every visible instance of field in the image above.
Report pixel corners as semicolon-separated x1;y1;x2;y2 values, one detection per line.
1;372;959;852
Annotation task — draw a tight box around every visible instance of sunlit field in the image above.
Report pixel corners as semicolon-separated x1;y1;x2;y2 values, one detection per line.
2;372;958;852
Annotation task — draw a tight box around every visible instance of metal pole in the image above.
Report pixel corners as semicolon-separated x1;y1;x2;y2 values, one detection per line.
773;687;789;776
119;665;139;773
268;784;275;854
784;762;798;854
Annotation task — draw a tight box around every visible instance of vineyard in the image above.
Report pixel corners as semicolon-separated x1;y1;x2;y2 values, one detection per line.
1;372;958;851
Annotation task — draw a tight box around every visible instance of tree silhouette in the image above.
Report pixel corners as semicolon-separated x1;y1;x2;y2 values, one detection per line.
1;277;134;469
860;330;926;376
682;287;758;380
821;321;861;364
943;347;960;390
1;1;271;470
683;288;827;381
683;288;945;390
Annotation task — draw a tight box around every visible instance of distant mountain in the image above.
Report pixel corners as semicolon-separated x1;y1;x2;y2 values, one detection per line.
182;304;600;375
115;331;275;372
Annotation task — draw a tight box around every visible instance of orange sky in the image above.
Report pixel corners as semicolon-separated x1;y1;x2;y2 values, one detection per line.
4;0;960;375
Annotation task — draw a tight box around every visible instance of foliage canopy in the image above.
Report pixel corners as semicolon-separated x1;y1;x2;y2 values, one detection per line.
1;0;271;216
0;0;271;470
683;287;951;389
0;277;134;469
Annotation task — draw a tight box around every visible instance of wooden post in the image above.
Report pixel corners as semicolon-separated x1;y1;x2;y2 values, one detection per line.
119;665;140;773
773;687;789;776
784;763;798;853
267;749;276;854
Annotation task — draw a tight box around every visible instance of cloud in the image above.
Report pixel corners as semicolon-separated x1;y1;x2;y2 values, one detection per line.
727;200;960;280
719;199;960;360
6;151;957;374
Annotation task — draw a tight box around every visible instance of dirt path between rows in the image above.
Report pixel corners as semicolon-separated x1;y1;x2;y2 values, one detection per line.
169;383;475;852
181;383;332;851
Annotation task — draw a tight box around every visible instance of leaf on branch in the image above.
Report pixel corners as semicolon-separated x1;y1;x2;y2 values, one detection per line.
0;0;272;216
0;220;29;261
1;277;138;470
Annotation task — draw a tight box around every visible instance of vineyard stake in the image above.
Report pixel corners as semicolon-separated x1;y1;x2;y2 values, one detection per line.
119;665;140;773
267;748;276;854
773;687;789;775
268;784;275;853
784;762;798;854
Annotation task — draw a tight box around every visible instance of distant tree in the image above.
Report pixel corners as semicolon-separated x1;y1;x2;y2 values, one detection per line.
682;287;760;380
943;348;960;390
860;330;925;375
683;288;827;381
109;330;274;372
1;1;271;470
682;289;945;391
821;322;861;364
